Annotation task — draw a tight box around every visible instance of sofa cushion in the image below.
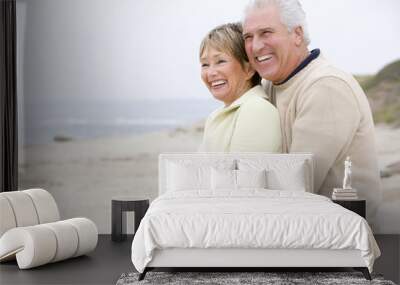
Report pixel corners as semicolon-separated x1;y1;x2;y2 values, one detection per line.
0;196;17;237
0;192;39;227
0;218;98;269
24;189;60;223
0;189;98;269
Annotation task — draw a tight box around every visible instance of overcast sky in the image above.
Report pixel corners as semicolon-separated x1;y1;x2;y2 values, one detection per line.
19;0;400;99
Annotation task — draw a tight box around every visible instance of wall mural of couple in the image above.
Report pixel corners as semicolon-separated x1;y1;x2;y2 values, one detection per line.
17;0;400;235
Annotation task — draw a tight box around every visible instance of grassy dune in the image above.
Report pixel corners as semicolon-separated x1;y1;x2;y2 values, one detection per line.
355;60;400;126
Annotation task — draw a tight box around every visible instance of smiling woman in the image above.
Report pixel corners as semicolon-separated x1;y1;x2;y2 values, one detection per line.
198;23;282;153
200;48;252;106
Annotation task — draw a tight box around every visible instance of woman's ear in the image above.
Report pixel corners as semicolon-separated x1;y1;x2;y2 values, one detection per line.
243;62;256;81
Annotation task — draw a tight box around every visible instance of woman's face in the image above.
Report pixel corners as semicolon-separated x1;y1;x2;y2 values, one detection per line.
200;47;254;106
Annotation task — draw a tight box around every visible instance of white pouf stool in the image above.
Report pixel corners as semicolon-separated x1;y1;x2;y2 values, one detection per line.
0;189;98;269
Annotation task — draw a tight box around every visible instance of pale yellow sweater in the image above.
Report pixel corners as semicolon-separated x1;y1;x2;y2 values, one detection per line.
201;85;281;153
264;55;381;229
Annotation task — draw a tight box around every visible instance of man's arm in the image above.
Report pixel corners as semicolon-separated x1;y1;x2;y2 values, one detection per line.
290;77;361;192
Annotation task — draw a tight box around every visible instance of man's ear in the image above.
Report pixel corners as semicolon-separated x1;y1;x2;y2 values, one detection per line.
293;26;304;46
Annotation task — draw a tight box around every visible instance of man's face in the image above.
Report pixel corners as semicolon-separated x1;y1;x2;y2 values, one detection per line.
243;5;299;83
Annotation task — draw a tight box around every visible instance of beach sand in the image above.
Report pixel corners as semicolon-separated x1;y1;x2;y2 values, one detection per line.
19;127;203;234
374;125;400;233
19;125;400;234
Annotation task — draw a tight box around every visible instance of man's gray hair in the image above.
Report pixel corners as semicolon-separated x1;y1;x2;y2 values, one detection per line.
245;0;311;46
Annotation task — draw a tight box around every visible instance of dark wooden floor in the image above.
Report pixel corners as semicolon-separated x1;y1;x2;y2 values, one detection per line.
0;235;398;285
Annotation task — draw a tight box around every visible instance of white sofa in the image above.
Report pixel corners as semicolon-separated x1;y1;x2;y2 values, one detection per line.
0;188;98;269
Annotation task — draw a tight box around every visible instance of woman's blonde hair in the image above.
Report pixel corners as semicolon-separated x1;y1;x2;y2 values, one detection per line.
199;22;261;87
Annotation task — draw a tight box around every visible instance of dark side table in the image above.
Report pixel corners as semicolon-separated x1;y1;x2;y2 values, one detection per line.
111;197;149;242
332;199;366;218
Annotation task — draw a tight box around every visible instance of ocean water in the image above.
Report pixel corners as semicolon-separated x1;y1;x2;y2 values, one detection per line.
22;96;220;145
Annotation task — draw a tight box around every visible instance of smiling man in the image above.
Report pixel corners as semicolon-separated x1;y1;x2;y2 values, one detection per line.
243;0;381;228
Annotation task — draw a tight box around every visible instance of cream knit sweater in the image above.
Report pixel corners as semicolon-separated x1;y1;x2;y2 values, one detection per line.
264;55;381;228
201;85;281;153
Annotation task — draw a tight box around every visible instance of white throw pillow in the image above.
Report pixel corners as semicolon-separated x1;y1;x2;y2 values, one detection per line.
267;164;306;191
211;168;268;190
167;162;210;191
236;169;268;189
211;168;236;190
238;159;307;191
165;159;237;193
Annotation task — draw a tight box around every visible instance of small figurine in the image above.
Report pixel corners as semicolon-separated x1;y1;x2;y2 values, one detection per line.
342;156;352;190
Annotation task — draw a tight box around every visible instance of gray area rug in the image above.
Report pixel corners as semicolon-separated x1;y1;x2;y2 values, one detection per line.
116;271;396;285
